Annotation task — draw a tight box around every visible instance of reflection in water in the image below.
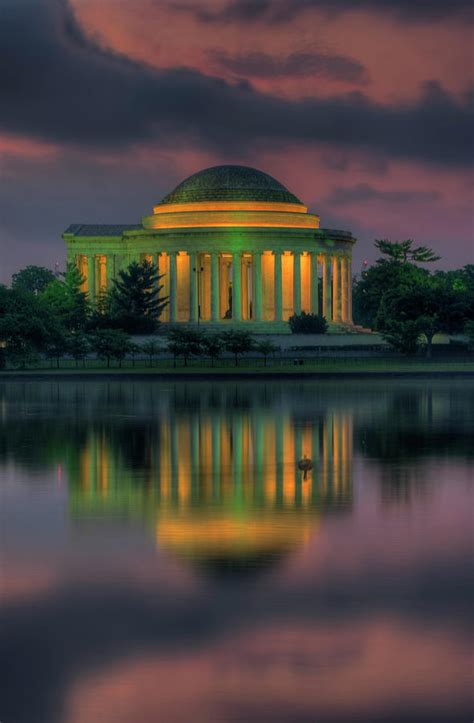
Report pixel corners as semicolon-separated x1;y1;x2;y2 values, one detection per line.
0;379;472;723
69;406;352;565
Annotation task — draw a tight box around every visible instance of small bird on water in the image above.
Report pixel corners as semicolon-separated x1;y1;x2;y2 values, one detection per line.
297;455;313;480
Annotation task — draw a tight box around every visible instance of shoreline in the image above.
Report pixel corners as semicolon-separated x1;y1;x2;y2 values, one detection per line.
2;367;474;381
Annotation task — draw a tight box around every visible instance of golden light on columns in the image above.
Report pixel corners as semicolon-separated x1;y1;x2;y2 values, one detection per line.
63;165;356;330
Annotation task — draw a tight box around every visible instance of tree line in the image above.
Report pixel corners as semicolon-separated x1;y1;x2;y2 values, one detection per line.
353;240;474;356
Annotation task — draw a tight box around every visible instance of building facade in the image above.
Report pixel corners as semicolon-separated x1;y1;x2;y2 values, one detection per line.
63;165;356;331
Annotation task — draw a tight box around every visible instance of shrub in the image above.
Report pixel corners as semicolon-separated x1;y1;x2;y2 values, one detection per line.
288;312;328;334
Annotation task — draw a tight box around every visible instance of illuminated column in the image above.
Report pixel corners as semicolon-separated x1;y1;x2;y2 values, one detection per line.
169;252;177;322
98;255;106;295
232;253;242;321
310;253;319;315
346;256;352;324
332;255;341;322
189;252;198;322
87;255;95;300
274;252;283;321
106;255;114;290
293;252;301;315
341;256;348;322
254;252;262;321
210;253;219;322
322;255;332;321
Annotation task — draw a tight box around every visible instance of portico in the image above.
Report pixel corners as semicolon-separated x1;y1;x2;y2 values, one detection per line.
64;165;356;330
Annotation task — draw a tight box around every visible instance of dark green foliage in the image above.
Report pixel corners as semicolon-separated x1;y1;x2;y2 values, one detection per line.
40;262;89;332
221;330;254;366
166;328;202;366
201;333;223;367
377;276;468;357
110;260;168;334
0;286;53;368
67;332;91;368
91;329;133;368
288;312;328;334
378;320;421;355
374;239;441;264
465;320;474;349
254;339;279;366
140;339;162;367
12;265;56;295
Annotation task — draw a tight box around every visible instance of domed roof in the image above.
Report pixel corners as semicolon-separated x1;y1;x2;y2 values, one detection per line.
160;165;302;206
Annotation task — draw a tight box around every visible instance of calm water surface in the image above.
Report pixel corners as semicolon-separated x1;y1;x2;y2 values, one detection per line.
1;379;472;723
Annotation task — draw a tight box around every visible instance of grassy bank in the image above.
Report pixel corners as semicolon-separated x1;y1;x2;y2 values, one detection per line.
1;357;473;379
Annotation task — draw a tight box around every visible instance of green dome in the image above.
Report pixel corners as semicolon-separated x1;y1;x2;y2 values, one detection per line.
160;165;302;206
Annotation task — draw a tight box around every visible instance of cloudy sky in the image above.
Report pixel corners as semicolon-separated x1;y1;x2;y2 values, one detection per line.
1;0;473;282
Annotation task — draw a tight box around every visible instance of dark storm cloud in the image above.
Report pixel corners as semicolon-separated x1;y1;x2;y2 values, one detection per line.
327;184;441;205
0;0;473;168
176;0;474;24
210;49;369;84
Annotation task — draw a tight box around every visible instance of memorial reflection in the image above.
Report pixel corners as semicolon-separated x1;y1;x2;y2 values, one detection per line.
69;405;353;564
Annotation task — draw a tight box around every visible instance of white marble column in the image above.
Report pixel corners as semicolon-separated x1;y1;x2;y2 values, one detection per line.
341;256;348;322
169;252;177;322
322;255;332;321
332;255;341;322
232;253;242;321
347;257;353;323
293;252;301;315
87;255;95;300
189;252;198;322
253;252;262;321
210;253;219;322
274;252;283;321
310;252;319;315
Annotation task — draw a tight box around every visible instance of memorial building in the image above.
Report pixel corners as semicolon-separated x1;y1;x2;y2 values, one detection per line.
63;165;355;331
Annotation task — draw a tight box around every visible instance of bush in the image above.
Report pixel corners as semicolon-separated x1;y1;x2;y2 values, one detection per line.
288;312;328;334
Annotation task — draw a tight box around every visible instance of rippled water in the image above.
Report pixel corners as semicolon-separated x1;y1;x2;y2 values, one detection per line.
1;379;472;723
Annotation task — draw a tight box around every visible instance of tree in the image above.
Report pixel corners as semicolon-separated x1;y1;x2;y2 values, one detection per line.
221;330;254;366
111;260;168;333
40;262;89;331
378;319;421;356
43;321;68;369
201;333;223;367
353;241;432;329
0;286;53;368
91;329;132;368
374;239;441;264
141;339;162;367
465;320;474;350
67;332;91;368
288;312;328;334
166;328;202;367
12;265;56;295
377;276;467;358
254;339;279;367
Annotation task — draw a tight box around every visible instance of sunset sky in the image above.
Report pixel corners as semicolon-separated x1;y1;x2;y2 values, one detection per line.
1;0;473;282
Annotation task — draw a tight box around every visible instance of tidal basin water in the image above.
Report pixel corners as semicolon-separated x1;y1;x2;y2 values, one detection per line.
1;379;472;723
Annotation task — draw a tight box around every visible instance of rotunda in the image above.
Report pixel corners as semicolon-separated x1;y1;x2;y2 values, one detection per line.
64;165;355;330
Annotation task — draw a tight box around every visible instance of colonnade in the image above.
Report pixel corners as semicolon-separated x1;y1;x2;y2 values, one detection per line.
76;250;352;324
76;410;353;510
